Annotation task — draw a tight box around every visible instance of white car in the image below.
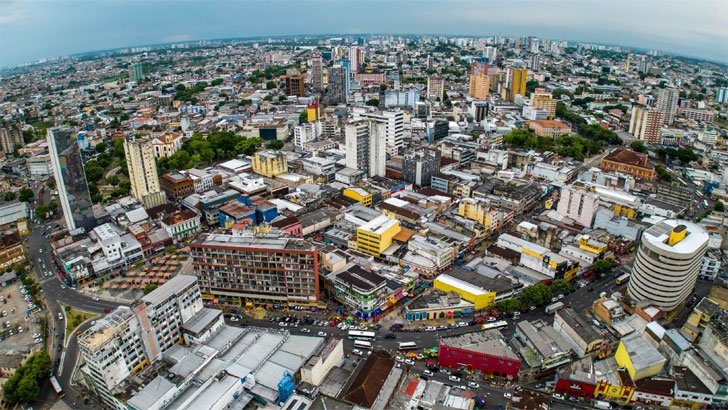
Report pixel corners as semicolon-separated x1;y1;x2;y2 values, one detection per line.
504;392;512;399
17;326;23;333
300;328;311;333
229;316;239;322
468;381;480;388
404;359;414;365
425;326;436;332
486;317;496;322
57;313;64;320
352;349;364;356
395;356;404;363
423;370;433;376
278;322;287;327
448;375;461;382
317;331;327;337
92;296;100;301
457;321;468;327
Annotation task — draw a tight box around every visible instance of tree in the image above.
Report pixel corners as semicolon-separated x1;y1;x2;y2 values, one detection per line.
48;200;58;211
95;141;107;153
266;81;276;89
267;140;284;150
496;298;522;313
550;279;571;295
715;201;725;212
106;175;120;186
18;189;34;202
35;206;49;220
519;284;553;306
46;178;56;190
3;192;16;201
2;351;51;405
143;283;159;295
654;165;673;182
592;258;616;277
630;140;648;154
165;245;176;254
299;111;308;124
365;98;379;107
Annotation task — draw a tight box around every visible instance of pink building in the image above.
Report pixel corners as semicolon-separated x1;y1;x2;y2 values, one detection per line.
271;216;303;238
557;185;599;227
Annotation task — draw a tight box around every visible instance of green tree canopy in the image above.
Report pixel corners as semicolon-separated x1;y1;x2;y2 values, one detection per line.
714;201;725;212
18;189;34;202
630;140;648;153
3;192;16;201
267;140;284;150
592;258;616;277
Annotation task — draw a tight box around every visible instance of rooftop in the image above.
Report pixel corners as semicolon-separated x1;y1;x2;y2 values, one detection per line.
620;332;667;375
642;219;709;254
441;330;519;360
142;275;198;306
192;233;315;252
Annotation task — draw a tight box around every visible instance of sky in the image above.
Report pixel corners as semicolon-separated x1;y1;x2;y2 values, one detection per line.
1;0;727;67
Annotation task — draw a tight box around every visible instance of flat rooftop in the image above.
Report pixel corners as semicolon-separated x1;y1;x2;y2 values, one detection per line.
441;330;519;360
192;233;315;252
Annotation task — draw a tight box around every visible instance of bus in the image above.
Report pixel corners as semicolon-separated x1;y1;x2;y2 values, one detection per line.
545;301;565;315
615;273;631;285
398;341;418;351
49;375;64;398
354;340;373;350
347;330;376;340
480;320;508;331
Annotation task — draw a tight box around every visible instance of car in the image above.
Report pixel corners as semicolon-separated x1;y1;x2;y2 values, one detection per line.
458;385;468;390
301;328;311;333
104;308;113;313
439;368;451;374
404;359;415;365
425;326;436;332
579;282;587;288
568;396;579;402
557;294;564;300
17;326;23;333
529;305;537;311
457;321;468;327
278;322;287;327
317;331;327;337
57;313;64;320
340;324;349;330
486;316;496;322
352;349;364;356
448;375;461;382
551;393;564;400
395;356;404;362
437;325;448;331
550;297;558;303
1;311;5;317
229;316;240;322
534;383;544;389
8;330;13;336
56;345;62;352
60;285;66;290
503;392;512;399
423;370;433;376
33;332;41;338
468;381;480;388
588;287;594;292
92;296;100;301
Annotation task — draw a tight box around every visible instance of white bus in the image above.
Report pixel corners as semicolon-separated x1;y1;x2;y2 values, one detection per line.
398;341;418;351
354;340;373;350
348;330;376;340
480;320;508;331
50;375;64;398
615;273;631;285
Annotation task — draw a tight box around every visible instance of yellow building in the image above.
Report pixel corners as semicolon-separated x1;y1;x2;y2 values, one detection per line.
469;62;490;100
594;378;634;404
343;187;373;207
509;68;527;101
433;273;496;310
612;204;636;219
457;198;501;233
578;235;608;256
531;88;558;119
356;214;401;257
252;150;288;178
307;100;321;122
681;298;720;342
614;332;667;381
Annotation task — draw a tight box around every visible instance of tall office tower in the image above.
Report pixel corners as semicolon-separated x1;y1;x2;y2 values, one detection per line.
47;126;96;232
716;87;728;104
468;61;490;100
403;149;440;186
483;46;498;63
345;120;386;177
348;46;362;73
128;63;143;82
531;88;557;119
636;55;652;73
0;122;22;154
123;136;166;209
354;109;404;154
426;76;445;101
627;220;708;311
656;87;679;125
529;38;540;53
530;54;541;71
508;67;528;102
191;233;320;306
311;54;324;95
328;65;348;104
628;106;664;144
284;68;305;97
426;55;434;70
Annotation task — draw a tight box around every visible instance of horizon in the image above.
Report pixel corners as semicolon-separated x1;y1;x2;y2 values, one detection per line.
1;0;727;68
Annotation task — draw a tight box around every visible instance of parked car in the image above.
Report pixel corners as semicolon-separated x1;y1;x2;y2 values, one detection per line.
457;321;469;327
301;328;311;333
352;349;364;356
423;370;433;376
503;392;512;399
404;359;415;366
57;313;64;320
448;375;461;382
317;331;327;337
468;382;480;388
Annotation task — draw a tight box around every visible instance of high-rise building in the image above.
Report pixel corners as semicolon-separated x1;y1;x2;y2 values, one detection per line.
345;120;386;177
47;126;96;232
636;55;652;73
123;136;166;209
128;63;143;82
530;88;557;118
284;68;305;97
294;121;322;150
328;64;348;104
556;185;600;227
508;68;528;102
656;87;679;125
403;149;440;186
311;54;324;95
356;214;401;257
483;46;498;63
307;99;321;122
348;46;362;73
426;76;445;101
191;233;320;306
628;106;664;145
0;122;22;155
530;54;541;71
353;109;404;154
627;220;708;311
468;61;490;100
716;87;728;104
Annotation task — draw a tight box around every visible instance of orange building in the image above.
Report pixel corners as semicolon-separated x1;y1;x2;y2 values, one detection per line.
600;148;656;180
469;62;490;100
528;120;572;137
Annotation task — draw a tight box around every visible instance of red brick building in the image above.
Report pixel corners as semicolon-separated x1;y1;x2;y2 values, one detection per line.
600;148;656;180
160;172;195;200
438;330;521;379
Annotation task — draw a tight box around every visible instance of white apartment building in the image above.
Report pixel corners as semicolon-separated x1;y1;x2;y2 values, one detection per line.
124;136;166;208
556;185;600;227
345;120;386;177
352;108;404;154
26;154;52;179
294;121;322;150
302;156;336;181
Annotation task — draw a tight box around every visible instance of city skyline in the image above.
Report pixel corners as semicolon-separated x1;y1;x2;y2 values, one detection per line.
1;0;727;67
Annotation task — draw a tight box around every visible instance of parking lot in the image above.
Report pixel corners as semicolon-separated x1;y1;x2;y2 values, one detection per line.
0;281;43;350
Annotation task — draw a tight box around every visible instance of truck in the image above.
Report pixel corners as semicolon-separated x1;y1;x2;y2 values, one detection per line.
593;400;611;409
545;302;565;315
